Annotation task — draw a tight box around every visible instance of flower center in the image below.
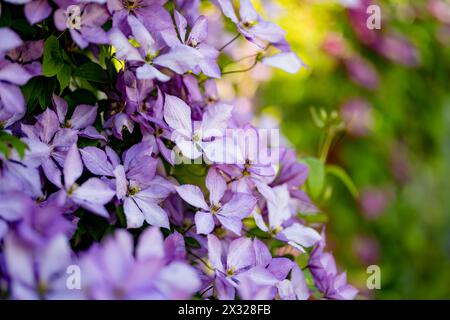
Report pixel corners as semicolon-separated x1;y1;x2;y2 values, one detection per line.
67;183;79;196
242;20;257;29
127;185;140;196
66;5;82;30
192;130;202;143
111;101;125;115
271;226;282;236
155;127;164;137
226;267;235;276
188;38;199;48
145;51;158;63
123;0;141;12
206;96;217;104
37;282;49;297
211;203;221;214
242;159;252;176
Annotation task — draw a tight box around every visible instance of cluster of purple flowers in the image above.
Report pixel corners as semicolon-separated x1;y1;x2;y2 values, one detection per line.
0;0;356;299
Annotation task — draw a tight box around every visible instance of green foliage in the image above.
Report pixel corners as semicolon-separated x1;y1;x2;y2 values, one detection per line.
0;131;28;159
42;36;65;77
73;62;110;83
301;157;325;199
172;163;208;191
22;76;58;111
57;64;72;94
325;165;359;198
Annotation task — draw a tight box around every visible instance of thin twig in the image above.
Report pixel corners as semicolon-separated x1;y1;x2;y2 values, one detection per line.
187;250;214;271
182;224;195;235
57;30;66;40
200;285;214;297
219;34;241;51
234;53;259;63
221;59;258;75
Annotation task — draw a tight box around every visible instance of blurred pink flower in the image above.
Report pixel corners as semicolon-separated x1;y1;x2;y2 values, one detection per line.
352;235;380;265
345;57;379;90
322;33;349;59
340;98;374;137
359;187;392;219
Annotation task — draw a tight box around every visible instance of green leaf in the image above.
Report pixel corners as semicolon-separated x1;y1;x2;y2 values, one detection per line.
299;212;328;224
185;237;201;249
302;157;325;199
0;131;28;159
172;164;207;191
115;205;126;228
42;36;64;77
38;78;57;107
57;64;71;93
73;62;109;83
0;141;10;158
64;89;98;108
0;4;12;27
21;76;57;110
325;164;359;198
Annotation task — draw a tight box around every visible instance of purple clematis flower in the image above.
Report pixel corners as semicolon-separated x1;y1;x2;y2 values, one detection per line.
175;167;256;235
162;11;221;78
54;2;110;49
276;265;310;300
308;230;358;300
4;0;52;25
205;235;281;300
52;94;105;140
0;29;34;127
108;15;202;81
238;238;293;300
163;94;233;161
0;192;31;241
4;233;78;299
270;147;317;213
78;227;200;299
80;141;174;228
0;141;44;198
254;182;321;252
260;51;304;74
103;75;135;139
234;238;311;300
0;191;74;245
271;148;309;189
216;125;278;193
21;106;80;187
107;0;173;38
54;143;115;217
206;235;256;300
173;0;200;25
139;87;177;165
6;40;44;77
217;0;286;48
0;28;23;59
20;96;102;172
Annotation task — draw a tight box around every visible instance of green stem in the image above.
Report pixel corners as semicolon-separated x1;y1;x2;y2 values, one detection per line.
319;128;334;163
221;59;258;75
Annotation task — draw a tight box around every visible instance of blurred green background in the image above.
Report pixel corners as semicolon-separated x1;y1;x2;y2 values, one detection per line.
256;0;450;299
